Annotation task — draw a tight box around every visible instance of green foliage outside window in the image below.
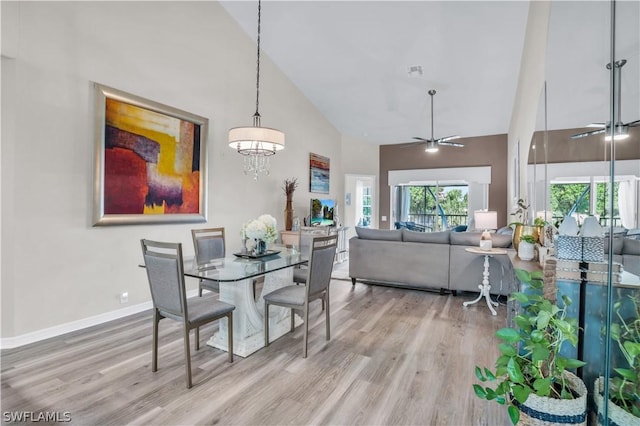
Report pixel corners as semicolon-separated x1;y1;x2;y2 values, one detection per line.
406;185;468;229
550;182;619;225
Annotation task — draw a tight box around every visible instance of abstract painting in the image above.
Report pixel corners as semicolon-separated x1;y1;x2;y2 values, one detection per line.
309;153;330;193
93;83;208;225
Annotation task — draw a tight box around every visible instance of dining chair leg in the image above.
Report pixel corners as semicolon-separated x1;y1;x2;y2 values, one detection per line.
303;304;309;358
264;301;270;347
227;313;234;363
325;291;331;341
183;323;193;389
152;309;160;372
195;326;200;351
290;308;295;332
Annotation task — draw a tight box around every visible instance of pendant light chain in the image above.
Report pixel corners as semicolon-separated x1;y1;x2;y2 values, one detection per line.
253;0;262;126
227;0;285;180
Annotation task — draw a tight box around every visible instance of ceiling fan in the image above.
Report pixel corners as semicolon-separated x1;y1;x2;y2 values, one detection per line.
413;89;463;153
571;59;640;141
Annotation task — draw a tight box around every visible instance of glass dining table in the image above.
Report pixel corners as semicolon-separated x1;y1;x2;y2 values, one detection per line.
184;245;308;357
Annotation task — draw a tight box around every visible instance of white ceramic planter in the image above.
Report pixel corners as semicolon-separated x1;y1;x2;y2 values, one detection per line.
518;241;535;261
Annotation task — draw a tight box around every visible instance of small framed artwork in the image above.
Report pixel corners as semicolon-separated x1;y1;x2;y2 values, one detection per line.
93;83;208;226
309;152;330;193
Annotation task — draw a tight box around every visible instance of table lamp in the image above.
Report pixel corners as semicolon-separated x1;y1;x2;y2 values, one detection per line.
474;210;498;250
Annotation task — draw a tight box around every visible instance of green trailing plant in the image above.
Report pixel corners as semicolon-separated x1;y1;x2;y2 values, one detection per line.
533;217;547;227
519;234;537;245
609;295;640;418
473;269;586;425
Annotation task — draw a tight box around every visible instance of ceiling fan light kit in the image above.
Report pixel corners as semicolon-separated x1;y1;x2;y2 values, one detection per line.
571;59;639;141
413;89;463;153
603;123;629;141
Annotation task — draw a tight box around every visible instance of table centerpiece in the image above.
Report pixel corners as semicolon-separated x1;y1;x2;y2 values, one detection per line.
244;214;278;255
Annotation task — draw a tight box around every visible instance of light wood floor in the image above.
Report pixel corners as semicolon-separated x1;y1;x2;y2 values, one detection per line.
1;276;510;425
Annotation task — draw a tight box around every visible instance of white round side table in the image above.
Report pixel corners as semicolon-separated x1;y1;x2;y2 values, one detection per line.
462;247;508;316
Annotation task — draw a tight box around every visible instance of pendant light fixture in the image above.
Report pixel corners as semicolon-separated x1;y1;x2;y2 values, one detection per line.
228;0;285;180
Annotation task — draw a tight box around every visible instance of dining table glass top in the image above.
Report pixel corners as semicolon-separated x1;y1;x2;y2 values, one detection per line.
184;245;308;282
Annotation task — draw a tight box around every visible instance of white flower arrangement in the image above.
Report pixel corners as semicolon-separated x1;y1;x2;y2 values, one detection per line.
244;214;278;243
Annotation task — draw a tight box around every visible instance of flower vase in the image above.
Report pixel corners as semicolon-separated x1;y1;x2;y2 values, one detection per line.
254;239;267;256
284;198;294;231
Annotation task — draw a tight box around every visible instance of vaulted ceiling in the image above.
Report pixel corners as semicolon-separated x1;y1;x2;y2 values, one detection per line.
220;1;640;146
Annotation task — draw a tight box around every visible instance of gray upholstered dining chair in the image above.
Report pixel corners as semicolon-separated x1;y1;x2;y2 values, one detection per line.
140;239;235;389
292;232;314;284
263;234;338;358
292;232;325;310
191;227;225;296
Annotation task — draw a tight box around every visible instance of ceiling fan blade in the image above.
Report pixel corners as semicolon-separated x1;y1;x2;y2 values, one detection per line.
571;128;606;139
439;141;464;147
437;135;461;143
586;123;607;128
413;137;429;142
625;119;640;127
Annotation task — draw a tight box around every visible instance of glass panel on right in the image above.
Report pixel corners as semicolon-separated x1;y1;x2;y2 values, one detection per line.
541;1;640;424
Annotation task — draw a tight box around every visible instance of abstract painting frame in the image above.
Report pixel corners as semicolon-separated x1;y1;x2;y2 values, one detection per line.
93;83;208;226
309;153;330;193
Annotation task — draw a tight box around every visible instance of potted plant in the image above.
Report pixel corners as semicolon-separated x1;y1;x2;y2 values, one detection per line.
510;199;539;250
473;269;587;425
594;294;640;424
517;234;536;261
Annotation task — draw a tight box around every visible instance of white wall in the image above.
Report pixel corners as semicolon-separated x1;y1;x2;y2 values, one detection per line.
1;1;343;344
341;134;379;238
507;1;550;212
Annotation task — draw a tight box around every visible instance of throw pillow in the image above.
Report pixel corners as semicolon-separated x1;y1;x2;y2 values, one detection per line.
355;227;403;241
402;229;450;244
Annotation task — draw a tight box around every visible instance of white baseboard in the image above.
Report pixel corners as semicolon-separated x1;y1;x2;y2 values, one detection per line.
0;290;200;350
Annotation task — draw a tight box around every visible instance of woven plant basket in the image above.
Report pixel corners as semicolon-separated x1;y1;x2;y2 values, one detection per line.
515;371;587;425
593;377;640;426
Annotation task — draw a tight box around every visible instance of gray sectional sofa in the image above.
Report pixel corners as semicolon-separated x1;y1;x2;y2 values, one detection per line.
608;236;640;275
349;227;515;295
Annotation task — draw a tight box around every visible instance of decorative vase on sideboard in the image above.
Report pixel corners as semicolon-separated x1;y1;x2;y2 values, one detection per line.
284;198;294;231
512;224;540;251
518;240;535;261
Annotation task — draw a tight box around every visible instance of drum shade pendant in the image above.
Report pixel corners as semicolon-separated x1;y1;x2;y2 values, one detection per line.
228;0;285;180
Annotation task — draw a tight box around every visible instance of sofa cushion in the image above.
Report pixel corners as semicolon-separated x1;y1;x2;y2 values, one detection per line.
450;232;512;248
355;227;402;241
402;229;450;244
623;238;640;255
604;237;624;255
450;232;481;246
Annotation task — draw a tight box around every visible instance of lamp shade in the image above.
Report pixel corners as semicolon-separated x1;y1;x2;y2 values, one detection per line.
228;126;285;154
474;210;497;231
